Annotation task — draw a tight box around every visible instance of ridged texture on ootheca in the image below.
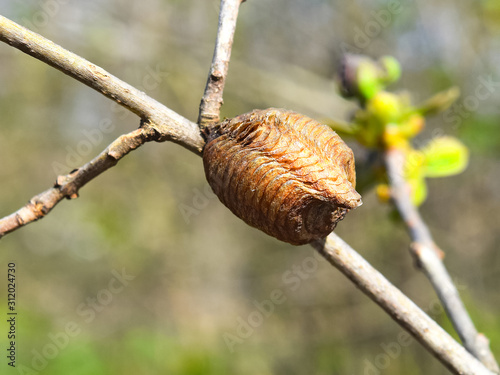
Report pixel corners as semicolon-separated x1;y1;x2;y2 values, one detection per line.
203;108;362;245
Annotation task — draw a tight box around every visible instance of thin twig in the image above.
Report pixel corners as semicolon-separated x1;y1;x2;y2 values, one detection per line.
311;234;495;375
0;14;206;238
384;148;499;373
198;0;243;129
0;128;155;238
0;15;204;154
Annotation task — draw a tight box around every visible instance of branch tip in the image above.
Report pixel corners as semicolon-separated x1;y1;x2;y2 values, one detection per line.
385;148;499;372
198;0;242;129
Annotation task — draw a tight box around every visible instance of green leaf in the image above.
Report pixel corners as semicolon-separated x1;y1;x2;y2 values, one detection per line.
357;62;383;99
422;136;469;177
415;87;460;116
404;149;425;179
404;152;428;205
339;55;401;101
410;176;428;206
367;91;402;124
379;56;401;85
322;117;358;135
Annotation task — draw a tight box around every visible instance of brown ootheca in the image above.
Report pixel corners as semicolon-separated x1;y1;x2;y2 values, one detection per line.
203;108;362;245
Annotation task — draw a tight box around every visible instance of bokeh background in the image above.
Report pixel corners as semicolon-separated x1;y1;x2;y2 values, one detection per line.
1;0;499;374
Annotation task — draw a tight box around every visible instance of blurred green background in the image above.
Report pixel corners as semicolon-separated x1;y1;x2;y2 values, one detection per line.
1;0;499;374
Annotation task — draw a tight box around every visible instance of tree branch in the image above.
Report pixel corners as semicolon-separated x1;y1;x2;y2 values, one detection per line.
0;128;155;238
384;148;499;373
198;0;243;129
0;14;206;238
0;15;204;155
311;234;495;375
